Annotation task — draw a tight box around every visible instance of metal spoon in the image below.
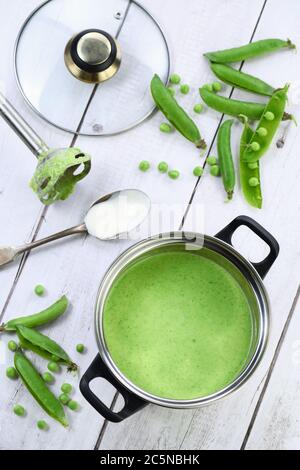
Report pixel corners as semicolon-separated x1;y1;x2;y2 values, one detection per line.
0;189;151;268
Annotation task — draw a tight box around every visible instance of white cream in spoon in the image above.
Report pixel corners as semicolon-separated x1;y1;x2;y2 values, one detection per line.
84;189;150;240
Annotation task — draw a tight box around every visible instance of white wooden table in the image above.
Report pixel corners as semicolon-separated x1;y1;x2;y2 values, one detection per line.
0;0;299;450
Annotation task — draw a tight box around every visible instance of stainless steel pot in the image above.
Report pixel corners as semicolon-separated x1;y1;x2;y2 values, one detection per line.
80;216;279;422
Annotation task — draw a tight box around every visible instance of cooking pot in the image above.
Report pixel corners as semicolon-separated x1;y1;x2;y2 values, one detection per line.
80;216;279;422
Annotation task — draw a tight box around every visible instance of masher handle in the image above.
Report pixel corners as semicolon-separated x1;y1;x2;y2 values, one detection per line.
0;92;49;157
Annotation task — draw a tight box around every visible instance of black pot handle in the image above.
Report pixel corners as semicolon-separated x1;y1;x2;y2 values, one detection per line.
80;354;148;423
215;215;279;279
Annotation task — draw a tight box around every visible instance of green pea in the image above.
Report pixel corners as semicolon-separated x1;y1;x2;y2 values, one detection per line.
203;83;214;92
167;86;175;97
13;404;25;417
169;73;181;85
47;361;60;373
42;372;55;384
59;393;70;405
264;111;275;121
8;340;18;352
193;166;203;177
157;161;168;173
210;165;221;177
138;160;150;172
37;420;49;431
249;177;260;187
193;104;203;114
168;170;180;180
76;343;85;354
257;127;268;137
180;84;190;94
34;284;45;296
250;142;260;151
212;81;222;92
6;366;18;380
159;122;173;133
207;156;217;166
61;383;72;394
68;400;79;411
248;162;258;169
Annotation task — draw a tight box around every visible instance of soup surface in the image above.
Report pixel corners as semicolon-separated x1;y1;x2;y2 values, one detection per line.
103;250;253;400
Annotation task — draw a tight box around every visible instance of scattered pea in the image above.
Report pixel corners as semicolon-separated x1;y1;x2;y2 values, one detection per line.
193;104;203;114
157;161;169;173
8;340;18;352
212;81;222;92
169;73;181;85
34;284;45;296
47;361;60;373
138;160;150;172
193;166;203;177
264;111;275;121
76;343;85;354
250;142;261;151
249;177;260;187
61;383;72;394
257;127;268;137
168;170;180;180
6;366;18;380
42;372;55;384
167;86;175;97
159;123;173;133
180;84;190;94
59;393;70;405
210;165;221;177
37;420;49;431
68;400;79;411
13;404;25;417
202;83;214;92
207;156;218;166
248;162;258;170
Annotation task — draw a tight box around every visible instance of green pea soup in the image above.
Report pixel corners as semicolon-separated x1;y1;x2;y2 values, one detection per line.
103;246;257;400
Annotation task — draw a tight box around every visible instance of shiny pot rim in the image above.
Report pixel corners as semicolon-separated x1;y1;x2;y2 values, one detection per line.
94;231;270;409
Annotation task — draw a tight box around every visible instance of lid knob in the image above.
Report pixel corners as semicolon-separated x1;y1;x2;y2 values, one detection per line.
64;29;121;84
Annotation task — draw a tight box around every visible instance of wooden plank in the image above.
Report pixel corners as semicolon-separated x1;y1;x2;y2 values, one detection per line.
245;291;300;450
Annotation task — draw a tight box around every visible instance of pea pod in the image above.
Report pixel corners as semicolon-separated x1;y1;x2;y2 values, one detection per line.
16;325;77;371
14;350;68;427
204;38;295;63
199;87;292;122
210;63;275;97
0;295;68;332
217;119;235;200
243;85;289;163
239;116;262;209
151;74;206;149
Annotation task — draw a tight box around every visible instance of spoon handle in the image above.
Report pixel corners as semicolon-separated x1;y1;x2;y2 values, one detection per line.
0;92;49;157
0;224;87;268
15;224;87;256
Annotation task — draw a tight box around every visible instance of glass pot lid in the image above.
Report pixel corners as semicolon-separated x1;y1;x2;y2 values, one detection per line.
14;0;170;136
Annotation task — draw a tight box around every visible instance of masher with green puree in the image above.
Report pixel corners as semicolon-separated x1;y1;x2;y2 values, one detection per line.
80;216;279;422
0;92;91;205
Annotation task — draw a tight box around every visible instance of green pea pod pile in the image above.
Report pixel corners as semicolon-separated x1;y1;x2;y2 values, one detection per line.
16;325;77;371
217;119;235;200
204;38;295;63
239;116;262;209
210;63;275;97
243;85;289;163
14;350;68;427
151;74;206;149
0;295;68;332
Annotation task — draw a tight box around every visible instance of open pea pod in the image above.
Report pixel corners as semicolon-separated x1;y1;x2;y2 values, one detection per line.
243;85;289;163
16;325;77;372
14;350;68;427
